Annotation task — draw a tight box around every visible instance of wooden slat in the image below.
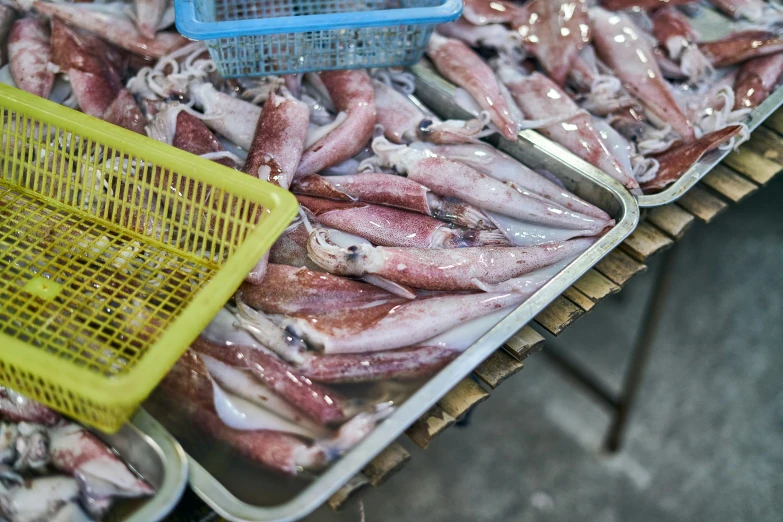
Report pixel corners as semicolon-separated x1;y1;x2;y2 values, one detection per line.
723;128;783;185
405;405;455;449
473;349;524;389
563;286;596;311
763;107;783;135
504;325;545;361
620;222;674;262
438;378;489;420
572;269;621;301
328;474;370;511
361;443;411;487
676;185;728;223
594;249;647;286
646;204;695;240
700;164;758;203
534;296;584;335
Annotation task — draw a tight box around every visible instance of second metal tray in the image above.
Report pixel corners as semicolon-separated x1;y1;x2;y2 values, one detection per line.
413;5;783;207
104;409;189;522
149;97;639;522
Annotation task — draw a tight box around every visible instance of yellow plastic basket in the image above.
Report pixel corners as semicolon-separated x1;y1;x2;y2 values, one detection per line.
0;84;297;432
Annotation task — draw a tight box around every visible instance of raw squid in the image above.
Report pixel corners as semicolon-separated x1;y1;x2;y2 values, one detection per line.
371;139;612;232
49;423;154;501
296;70;376;175
734;53;783;110
590;8;695;142
291;173;494;229
189;81;262;150
8;16;54;99
296;196;508;248
699;30;783;68
494;60;640;192
308;228;597;292
462;0;521;25
708;0;768;22
191;336;353;426
0;386;60;425
426;32;523;140
412;141;610;220
436;19;521;56
0;476;80;522
650;6;712;84
600;0;697;9
34;1;187;59
235;303;461;382
135;0;168;39
50;20;145;134
512;0;591;86
641;125;742;191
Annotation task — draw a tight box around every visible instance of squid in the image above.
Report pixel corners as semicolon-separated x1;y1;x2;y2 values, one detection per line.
371;139;612;232
650;6;712;85
699;30;783;68
640;125;743;191
708;0;770;22
734;53;783;110
296;195;508;249
0;386;60;426
0;476;80;522
8;16;54;99
493;59;640;192
189;81;262;150
49;423;154;504
511;0;591;86
50;20;145;134
153;350;390;475
135;0;168;39
590;8;695;142
191;335;353;426
292;173;494;229
426;32;523;140
307;228;597;293
462;0;522;25
0;4;15;67
34;1;187;59
372;76;485;144
599;0;697;9
436;19;521;57
234;303;461;382
296;70;377;175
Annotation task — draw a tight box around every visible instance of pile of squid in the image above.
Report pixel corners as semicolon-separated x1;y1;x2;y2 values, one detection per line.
0;386;152;522
0;1;616;476
426;0;783;193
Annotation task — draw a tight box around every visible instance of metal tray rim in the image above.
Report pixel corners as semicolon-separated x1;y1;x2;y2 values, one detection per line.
125;409;190;522
179;90;640;522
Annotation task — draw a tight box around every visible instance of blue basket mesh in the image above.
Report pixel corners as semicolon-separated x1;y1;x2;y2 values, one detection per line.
174;0;462;77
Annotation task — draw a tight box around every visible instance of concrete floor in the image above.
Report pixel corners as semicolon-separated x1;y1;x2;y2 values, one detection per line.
307;175;783;522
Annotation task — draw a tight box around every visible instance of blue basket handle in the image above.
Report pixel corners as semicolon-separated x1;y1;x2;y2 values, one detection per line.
175;0;463;40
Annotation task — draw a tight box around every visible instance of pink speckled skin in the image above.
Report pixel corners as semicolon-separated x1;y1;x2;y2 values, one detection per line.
641;125;742;192
296;70;376;175
699;30;783;68
734;53;783;110
35;1;187;58
8;17;54;99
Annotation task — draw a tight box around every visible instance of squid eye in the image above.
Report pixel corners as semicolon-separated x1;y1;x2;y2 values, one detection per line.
347;245;359;253
418;119;433;133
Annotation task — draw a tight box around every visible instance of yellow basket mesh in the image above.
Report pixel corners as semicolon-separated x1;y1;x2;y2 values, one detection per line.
0;84;297;432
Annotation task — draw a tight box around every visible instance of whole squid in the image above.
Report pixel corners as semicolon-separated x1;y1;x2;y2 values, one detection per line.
371;139;612;232
50;20;145;134
292;173;494;229
426;32;523;140
34;1;187;59
590;8;695;142
308;228;597;293
296;195;508;248
296;70;376;175
511;0;591;86
494;59;640;192
8;16;54;99
699;30;783;68
734;53;783;110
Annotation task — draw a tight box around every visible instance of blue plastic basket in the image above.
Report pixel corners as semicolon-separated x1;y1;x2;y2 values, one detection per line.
174;0;463;77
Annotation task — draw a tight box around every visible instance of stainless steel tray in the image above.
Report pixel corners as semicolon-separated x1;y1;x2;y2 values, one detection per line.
413;4;783;208
638;6;783;206
150;94;639;522
104;409;189;522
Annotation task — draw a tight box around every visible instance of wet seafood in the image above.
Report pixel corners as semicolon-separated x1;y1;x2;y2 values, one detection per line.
699;30;783;68
426;32;523;140
0;386;60;425
296;70;376;175
8;16;54;99
734;53;783;109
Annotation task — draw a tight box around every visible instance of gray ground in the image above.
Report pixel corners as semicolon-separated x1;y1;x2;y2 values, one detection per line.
307;175;783;522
